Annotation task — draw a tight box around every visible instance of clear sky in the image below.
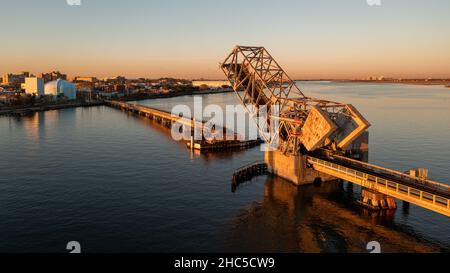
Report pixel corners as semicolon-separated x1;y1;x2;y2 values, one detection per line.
1;0;449;79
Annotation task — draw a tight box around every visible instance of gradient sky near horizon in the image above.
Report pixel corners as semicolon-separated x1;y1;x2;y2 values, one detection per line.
1;0;450;79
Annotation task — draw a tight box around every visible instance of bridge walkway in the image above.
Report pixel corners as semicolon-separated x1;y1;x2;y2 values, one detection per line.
307;155;450;217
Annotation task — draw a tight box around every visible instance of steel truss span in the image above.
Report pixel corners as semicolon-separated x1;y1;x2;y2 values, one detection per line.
221;46;370;155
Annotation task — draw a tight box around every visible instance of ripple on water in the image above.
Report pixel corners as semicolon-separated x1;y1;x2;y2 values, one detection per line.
0;83;449;252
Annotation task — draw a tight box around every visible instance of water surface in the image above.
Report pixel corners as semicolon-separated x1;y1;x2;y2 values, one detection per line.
0;82;449;252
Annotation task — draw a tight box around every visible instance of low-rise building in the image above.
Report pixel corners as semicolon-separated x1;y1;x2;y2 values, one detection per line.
73;76;97;83
44;79;77;100
101;76;126;84
2;73;28;86
24;77;45;96
192;80;231;89
39;71;67;83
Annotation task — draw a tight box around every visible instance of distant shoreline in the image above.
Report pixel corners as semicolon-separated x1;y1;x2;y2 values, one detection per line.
1;82;447;117
121;88;233;102
0;89;234;116
297;79;450;86
0;101;104;116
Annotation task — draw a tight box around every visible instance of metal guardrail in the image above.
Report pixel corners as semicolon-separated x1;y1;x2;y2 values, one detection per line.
331;154;450;193
107;100;197;126
308;157;450;211
107;100;245;141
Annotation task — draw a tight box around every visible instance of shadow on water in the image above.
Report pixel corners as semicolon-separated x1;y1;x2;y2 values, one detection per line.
222;175;447;253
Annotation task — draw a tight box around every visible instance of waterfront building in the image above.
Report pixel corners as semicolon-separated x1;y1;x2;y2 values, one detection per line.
24;77;45;96
1;73;28;85
192;80;231;89
114;84;126;92
73;76;97;83
44;79;77;100
101;76;126;84
39;71;67;83
0;93;15;105
75;82;94;92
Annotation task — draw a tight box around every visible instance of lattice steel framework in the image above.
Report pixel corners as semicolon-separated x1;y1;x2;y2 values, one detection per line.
221;46;369;155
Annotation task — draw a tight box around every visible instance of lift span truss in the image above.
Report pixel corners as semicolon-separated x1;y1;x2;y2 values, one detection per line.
221;46;371;155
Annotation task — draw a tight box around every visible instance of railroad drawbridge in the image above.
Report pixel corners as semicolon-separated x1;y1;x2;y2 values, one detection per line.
221;46;450;217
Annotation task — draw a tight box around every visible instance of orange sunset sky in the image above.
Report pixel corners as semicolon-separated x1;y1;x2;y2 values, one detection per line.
1;0;449;79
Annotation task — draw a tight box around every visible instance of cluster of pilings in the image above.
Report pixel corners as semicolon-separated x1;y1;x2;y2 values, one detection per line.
232;162;268;192
359;188;397;210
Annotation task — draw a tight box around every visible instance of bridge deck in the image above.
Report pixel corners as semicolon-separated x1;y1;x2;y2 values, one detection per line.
307;155;450;217
106;100;201;128
106;100;243;141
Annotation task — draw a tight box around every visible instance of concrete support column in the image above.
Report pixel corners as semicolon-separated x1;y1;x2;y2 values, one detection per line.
264;150;335;185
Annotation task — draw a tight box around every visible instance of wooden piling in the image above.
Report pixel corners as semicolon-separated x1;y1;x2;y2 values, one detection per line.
231;162;268;192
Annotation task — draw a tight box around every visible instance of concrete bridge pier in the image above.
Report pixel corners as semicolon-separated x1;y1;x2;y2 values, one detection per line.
264;150;335;186
264;150;398;212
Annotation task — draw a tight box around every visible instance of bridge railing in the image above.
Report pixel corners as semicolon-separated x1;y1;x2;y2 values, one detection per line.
330;154;450;194
307;157;450;212
107;100;245;141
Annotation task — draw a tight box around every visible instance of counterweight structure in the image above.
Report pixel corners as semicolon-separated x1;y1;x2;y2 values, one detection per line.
221;46;370;156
